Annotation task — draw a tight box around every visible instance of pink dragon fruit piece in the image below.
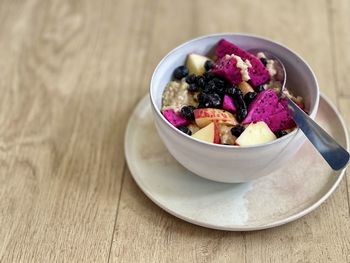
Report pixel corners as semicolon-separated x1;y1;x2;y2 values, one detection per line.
274;101;286;113
248;62;270;87
223;95;236;112
242;89;279;124
215;39;270;87
162;108;190;127
266;98;296;131
212;55;243;85
216;39;238;59
265;111;295;132
242;90;296;131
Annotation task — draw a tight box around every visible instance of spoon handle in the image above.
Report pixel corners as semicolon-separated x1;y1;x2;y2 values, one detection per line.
286;97;349;170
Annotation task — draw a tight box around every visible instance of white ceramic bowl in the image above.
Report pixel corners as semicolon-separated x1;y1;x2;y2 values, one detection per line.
150;33;319;183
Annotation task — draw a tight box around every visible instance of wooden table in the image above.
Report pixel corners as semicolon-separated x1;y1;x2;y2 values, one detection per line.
1;0;349;262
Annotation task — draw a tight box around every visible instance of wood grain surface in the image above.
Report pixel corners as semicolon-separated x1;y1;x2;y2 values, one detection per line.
0;0;349;262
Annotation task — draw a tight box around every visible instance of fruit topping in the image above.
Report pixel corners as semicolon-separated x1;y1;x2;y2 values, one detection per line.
215;39;270;86
274;130;288;138
180;106;195;121
255;85;265;93
194;108;238;128
236;108;248;123
178;125;192;135
243;92;258;106
188;83;199;92
238;81;254;95
185;74;197;84
242;89;295;131
204;60;214;71
222;95;236;112
162;108;190;127
231;125;245;137
235;121;276;146
260;57;268;66
173;66;189;80
196;76;206;88
192;122;220;144
198;92;222;108
161;39;303;145
226;85;242;98
186;54;212;76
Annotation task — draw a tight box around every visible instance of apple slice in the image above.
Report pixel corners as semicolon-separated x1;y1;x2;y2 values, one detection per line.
236;121;276;146
238;81;254;95
186;54;212;75
192;122;220;144
194;108;238;128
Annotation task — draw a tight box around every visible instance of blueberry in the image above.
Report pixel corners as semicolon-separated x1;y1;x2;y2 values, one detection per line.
202;80;216;94
204;60;214;71
180;106;195;121
236;108;248;122
178;126;192;136
188;83;199;92
196;76;206;88
274;130;288;138
203;71;214;81
260;57;268;66
203;78;225;95
231;125;245;137
226;85;242;98
185;74;197;84
197;92;221;108
212;78;225;89
197;92;211;108
215;85;225;95
173;66;189;80
234;96;246;110
255;85;265;93
244;92;258;106
208;93;222;108
236;89;243;98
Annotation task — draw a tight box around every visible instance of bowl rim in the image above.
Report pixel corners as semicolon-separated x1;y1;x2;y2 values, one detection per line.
150;32;320;149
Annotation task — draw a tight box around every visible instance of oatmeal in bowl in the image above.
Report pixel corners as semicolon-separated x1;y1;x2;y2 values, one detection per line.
161;39;306;146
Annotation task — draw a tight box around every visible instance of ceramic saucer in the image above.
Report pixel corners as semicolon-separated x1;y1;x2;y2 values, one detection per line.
124;94;349;231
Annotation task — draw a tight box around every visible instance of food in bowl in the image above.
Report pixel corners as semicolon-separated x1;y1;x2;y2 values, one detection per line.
151;34;319;182
161;39;304;146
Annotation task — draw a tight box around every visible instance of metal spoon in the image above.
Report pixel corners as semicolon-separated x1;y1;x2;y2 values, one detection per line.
248;49;349;171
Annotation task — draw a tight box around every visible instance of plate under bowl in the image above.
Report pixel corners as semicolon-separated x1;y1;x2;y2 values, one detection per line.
124;94;349;231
